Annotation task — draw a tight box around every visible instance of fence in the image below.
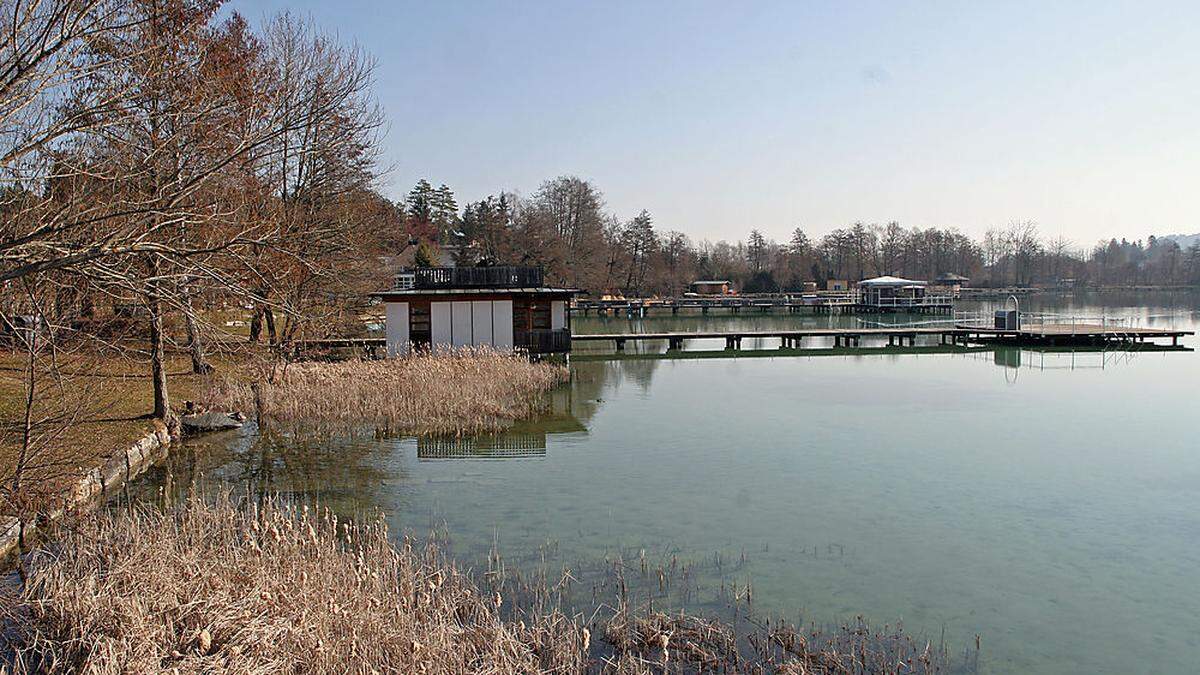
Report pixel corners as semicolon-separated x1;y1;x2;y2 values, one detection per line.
413;266;544;289
515;328;571;354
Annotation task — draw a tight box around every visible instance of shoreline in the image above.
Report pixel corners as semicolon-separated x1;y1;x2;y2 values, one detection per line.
0;422;175;560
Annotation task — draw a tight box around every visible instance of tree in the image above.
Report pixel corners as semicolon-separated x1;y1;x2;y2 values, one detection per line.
621;211;656;296
747;230;767;271
432;183;459;241
879;222;907;275
742;270;779;293
405;179;437;241
414;241;436;268
526;176;606;289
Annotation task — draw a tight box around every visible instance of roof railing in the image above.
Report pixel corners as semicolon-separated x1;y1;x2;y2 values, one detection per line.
412;266;544;289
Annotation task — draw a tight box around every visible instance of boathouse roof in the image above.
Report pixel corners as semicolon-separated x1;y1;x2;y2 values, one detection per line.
935;272;970;282
858;276;927;287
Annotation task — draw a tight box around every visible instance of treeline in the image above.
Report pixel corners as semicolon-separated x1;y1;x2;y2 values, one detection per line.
3;1;1198;436
400;177;1200;295
1;0;403;425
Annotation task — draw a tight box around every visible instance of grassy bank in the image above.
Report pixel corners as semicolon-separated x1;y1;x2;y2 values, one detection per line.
1;497;953;674
1;348;566;517
0;352;217;511
199;349;568;437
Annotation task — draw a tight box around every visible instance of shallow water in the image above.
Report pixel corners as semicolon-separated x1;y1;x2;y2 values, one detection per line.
132;291;1199;674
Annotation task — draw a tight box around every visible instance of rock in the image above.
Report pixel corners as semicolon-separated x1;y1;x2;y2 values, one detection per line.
181;411;244;434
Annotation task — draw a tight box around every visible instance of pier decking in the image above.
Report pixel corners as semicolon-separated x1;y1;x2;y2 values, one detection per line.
294;323;1191;357
574;324;1193;351
571;295;954;316
954;323;1193;346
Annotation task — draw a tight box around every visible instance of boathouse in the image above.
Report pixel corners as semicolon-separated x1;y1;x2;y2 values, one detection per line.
932;272;970;296
689;279;733;295
374;267;577;356
857;276;931;308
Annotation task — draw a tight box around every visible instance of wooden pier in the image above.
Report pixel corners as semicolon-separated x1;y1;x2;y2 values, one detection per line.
293;323;1191;357
573;324;1193;352
571;295;954;317
953;323;1194;347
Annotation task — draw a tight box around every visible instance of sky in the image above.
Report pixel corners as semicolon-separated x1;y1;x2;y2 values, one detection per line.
230;0;1200;246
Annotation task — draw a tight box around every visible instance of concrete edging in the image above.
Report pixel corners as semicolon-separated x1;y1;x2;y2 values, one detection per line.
0;421;174;559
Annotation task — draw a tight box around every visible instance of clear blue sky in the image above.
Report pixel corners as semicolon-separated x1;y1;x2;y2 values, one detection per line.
231;0;1199;246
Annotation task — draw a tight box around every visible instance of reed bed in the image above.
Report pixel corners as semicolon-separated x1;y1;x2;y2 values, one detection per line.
2;497;970;674
1;496;584;674
200;348;568;437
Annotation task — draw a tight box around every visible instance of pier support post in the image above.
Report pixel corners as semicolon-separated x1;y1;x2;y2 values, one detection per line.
615;338;626;352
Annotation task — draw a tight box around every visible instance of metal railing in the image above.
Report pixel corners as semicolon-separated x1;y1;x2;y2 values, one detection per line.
413;266;543;289
953;309;1151;334
515;328;571;353
860;293;955;308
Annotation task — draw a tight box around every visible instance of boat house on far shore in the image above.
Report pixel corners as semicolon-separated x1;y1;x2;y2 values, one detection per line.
373;267;577;357
689;279;733;295
857;275;948;310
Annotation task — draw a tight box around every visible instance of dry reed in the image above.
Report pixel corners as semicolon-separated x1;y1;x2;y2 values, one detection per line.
1;496;583;674
200;348;568;437
2;498;969;674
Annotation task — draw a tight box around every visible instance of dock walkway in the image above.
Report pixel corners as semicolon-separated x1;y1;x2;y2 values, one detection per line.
575;324;1192;351
572;295;953;316
294;324;1192;356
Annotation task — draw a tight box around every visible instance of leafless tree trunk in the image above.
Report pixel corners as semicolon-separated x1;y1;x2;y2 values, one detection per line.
183;289;212;374
144;258;171;423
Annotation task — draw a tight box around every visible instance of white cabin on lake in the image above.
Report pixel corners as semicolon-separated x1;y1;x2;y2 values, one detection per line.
373;267;577;356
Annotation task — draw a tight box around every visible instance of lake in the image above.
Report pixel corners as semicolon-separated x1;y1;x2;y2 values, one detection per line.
130;291;1199;674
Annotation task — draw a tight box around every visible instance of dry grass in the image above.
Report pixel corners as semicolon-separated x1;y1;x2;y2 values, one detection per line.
2;497;966;674
0;351;221;512
1;496;584;674
200;348;569;437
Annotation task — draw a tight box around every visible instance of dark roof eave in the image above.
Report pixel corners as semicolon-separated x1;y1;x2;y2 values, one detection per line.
371;287;581;299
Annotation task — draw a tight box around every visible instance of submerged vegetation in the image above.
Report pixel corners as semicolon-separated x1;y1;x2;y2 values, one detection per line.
200;349;569;437
1;496;965;674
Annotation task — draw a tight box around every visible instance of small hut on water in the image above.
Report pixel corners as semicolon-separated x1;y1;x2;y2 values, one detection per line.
374;267;577;357
857;276;930;308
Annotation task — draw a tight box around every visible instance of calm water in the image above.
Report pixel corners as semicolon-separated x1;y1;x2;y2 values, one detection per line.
132;291;1199;674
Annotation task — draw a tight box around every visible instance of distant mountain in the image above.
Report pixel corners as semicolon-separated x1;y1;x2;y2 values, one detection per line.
1160;233;1200;249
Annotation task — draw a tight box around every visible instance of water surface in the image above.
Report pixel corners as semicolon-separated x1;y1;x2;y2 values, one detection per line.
133;291;1200;674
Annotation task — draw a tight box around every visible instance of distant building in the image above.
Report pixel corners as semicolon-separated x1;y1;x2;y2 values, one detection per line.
825;279;850;292
374;267;577;356
801;281;818;293
932;272;970;294
689;280;733;295
934;272;970;286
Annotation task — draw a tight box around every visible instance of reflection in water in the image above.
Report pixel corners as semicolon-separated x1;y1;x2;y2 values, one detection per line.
122;291;1200;675
132;430;404;513
417;434;548;460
